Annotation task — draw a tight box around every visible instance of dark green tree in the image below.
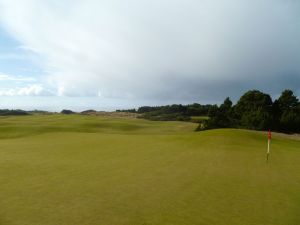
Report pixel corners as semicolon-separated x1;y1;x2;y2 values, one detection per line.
275;90;300;133
235;90;273;130
205;98;234;129
277;90;298;110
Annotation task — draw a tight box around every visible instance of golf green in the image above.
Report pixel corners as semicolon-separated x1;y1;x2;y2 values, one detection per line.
0;115;299;225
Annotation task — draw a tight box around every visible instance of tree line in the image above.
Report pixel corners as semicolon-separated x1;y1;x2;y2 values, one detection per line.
118;89;300;133
204;89;300;133
117;104;212;121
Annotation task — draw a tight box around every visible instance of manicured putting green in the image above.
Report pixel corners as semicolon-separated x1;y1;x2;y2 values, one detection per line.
0;115;299;225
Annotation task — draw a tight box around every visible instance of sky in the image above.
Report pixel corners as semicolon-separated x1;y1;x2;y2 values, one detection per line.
0;0;299;111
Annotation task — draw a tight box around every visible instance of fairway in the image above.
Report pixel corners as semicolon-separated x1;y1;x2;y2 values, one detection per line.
0;115;299;225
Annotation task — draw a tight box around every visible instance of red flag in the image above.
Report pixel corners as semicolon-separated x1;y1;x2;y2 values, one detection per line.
268;130;272;140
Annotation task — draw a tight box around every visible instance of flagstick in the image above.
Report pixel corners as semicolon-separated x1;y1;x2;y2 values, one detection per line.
266;130;272;163
266;139;270;163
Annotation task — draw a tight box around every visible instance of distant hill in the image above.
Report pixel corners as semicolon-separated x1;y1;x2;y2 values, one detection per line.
27;110;54;115
61;109;76;114
0;109;30;116
80;110;97;115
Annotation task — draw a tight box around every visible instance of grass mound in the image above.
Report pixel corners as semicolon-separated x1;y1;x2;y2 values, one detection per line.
0;114;197;138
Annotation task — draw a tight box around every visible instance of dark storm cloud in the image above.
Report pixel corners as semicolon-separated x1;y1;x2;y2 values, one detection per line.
0;0;300;104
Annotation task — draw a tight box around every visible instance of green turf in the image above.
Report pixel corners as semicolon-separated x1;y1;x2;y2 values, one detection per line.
0;115;299;225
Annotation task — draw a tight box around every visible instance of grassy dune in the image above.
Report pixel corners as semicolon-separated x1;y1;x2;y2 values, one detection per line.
0;115;299;225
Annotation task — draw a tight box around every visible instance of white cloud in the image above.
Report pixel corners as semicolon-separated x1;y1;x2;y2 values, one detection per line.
0;72;36;82
0;84;54;96
0;0;299;102
17;45;40;53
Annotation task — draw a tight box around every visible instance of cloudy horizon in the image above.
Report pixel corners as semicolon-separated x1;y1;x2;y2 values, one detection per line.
0;0;299;111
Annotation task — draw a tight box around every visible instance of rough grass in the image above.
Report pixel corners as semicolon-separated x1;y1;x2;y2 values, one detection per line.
0;115;299;225
190;116;209;123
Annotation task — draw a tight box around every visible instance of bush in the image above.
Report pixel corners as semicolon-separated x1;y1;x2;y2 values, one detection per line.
61;109;75;115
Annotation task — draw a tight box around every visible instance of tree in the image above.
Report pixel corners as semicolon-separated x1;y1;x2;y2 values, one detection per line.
277;90;298;111
235;90;273;130
275;90;300;133
205;98;234;129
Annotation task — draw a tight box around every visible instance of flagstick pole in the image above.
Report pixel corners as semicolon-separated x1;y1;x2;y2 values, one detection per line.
266;139;270;163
